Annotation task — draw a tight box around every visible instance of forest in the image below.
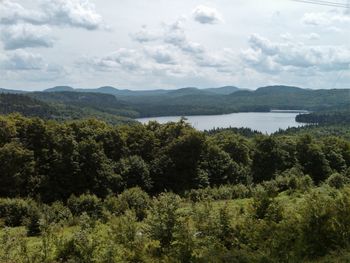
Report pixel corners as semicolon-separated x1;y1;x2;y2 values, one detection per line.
2;86;350;120
1;114;350;262
296;110;350;125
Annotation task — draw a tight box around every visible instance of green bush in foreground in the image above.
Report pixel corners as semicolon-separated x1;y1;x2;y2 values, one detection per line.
2;185;350;262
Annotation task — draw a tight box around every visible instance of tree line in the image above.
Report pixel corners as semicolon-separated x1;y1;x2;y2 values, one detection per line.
1;114;350;203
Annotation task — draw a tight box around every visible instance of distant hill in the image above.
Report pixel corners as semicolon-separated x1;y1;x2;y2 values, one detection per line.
43;86;241;97
0;93;57;118
255;85;308;94
44;86;75;92
3;85;350;120
29;91;139;118
0;88;27;94
0;93;136;125
204;86;240;95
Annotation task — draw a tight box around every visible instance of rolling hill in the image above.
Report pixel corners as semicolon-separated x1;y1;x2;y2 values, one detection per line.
1;85;350;119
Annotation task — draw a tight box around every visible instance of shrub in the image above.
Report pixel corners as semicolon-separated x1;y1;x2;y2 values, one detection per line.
45;201;73;224
67;194;103;218
299;189;337;258
186;184;251;202
327;173;349;189
104;187;151;221
0;198;31;227
145;192;181;248
24;203;41;236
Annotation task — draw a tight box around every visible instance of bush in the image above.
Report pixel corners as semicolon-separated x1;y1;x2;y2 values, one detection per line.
104;187;150;220
45;201;73;224
0;198;32;227
24;203;41;236
145;192;181;248
327;173;349;189
186;184;251;202
67;194;103;218
299;189;338;258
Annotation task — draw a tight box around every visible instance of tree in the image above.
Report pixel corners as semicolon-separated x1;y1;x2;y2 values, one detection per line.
251;136;294;183
76;139;121;197
116;156;152;191
145;193;181;248
200;144;243;186
0;142;36;197
163;130;206;192
297;135;331;184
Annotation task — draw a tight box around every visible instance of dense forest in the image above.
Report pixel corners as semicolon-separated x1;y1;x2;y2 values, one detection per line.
1;114;350;262
2;85;350;118
296;110;350;125
0;94;135;125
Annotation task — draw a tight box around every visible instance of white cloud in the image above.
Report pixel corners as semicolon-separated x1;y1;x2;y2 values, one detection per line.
0;49;45;70
144;45;178;65
0;0;105;30
1;24;54;50
130;25;159;43
242;34;350;74
249;34;279;56
41;0;104;30
302;11;350;27
0;0;46;25
192;5;223;24
0;49;67;82
129;18;230;71
306;33;320;41
163;19;206;56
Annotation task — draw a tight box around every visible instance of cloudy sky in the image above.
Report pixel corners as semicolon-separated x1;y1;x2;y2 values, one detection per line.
0;0;349;90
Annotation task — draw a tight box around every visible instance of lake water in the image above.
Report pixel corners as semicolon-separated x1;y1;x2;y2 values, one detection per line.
137;112;306;134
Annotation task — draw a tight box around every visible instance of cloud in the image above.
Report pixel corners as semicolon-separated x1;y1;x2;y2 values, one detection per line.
144;45;178;65
0;0;45;25
163;19;205;55
1;24;54;50
241;34;350;74
130;25;159;43
41;0;104;30
0;49;67;82
192;5;223;24
0;49;45;70
0;0;105;30
124;18;233;77
302;11;350;27
87;48;146;72
306;33;320;41
249;34;279;56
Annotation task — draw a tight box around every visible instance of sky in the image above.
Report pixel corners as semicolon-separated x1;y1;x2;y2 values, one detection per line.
0;0;349;91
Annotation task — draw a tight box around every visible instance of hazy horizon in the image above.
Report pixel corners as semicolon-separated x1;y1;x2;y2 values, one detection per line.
0;84;322;92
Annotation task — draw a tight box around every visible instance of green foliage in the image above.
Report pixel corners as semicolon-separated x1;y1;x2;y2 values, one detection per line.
326;173;349;189
104;187;151;220
0;198;32;227
116;156;153;191
0;142;36;198
67;194;103;218
145;193;181;248
0;114;349;202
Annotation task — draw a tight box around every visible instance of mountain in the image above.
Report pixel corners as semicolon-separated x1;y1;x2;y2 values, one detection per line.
29;91;139;118
43;86;241;97
45;86;75;92
0;93;57;118
204;86;240;95
255;85;308;94
0;93;136;125
166;87;212;97
4;84;350;120
0;88;27;94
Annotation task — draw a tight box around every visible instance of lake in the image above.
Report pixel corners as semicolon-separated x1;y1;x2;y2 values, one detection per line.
137;112;307;134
